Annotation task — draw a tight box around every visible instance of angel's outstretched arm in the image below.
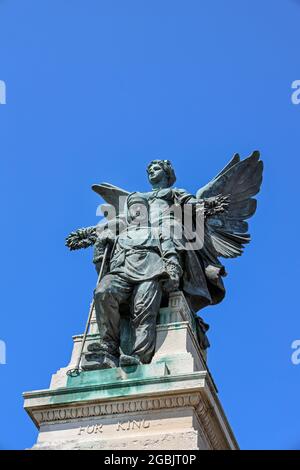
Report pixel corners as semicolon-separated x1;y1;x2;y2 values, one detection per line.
174;188;229;217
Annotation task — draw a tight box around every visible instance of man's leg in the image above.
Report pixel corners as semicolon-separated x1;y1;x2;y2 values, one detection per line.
130;279;162;364
93;274;132;359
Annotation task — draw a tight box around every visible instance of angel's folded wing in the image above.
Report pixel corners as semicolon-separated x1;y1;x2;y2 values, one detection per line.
92;182;130;216
196;150;263;258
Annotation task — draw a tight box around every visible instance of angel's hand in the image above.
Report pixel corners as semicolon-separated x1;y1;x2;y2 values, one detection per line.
205;194;230;216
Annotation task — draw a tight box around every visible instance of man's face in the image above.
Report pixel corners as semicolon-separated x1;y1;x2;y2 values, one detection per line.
128;202;149;225
148;163;166;184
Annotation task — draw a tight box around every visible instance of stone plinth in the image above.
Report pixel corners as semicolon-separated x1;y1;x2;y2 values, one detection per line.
23;292;238;450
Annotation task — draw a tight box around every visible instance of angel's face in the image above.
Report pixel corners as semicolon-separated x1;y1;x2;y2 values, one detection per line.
147;164;166;185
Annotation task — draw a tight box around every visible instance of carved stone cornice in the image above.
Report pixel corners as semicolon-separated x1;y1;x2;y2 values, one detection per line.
196;399;230;450
31;392;201;427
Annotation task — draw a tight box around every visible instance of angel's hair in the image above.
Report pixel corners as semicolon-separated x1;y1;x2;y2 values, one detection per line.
147;159;176;187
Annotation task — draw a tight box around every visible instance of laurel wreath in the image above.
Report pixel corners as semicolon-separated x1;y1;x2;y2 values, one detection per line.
65;226;97;250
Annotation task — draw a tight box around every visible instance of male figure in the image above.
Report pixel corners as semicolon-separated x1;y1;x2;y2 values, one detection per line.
88;192;182;369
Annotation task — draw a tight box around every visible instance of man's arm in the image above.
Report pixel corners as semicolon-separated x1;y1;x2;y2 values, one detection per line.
93;229;116;273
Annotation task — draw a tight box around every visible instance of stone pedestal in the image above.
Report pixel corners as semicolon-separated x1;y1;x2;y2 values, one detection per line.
23;292;238;450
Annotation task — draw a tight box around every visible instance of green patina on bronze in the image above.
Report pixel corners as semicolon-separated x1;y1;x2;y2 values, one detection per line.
47;367;205;406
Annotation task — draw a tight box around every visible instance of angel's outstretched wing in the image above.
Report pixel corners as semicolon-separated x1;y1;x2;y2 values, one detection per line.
196;150;263;258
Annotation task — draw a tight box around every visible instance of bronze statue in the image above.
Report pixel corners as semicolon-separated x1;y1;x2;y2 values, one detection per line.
66;152;263;370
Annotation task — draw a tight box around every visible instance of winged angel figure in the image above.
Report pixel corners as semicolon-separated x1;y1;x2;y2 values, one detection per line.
66;151;263;369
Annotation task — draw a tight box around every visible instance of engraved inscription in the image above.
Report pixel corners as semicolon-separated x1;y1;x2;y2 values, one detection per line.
116;419;150;431
77;419;150;436
78;423;103;435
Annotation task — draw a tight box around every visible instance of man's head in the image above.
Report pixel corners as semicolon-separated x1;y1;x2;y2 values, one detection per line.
127;192;149;225
147;159;176;188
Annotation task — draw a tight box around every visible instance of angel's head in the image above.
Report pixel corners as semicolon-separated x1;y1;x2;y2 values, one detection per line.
147;160;176;188
126;192;149;225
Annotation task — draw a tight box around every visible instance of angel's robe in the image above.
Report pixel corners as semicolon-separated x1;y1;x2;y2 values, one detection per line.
133;187;226;312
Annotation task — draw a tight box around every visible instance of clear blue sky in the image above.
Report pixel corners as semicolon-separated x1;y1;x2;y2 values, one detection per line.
0;0;299;450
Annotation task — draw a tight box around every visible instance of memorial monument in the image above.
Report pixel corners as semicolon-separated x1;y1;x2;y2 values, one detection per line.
23;152;263;449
